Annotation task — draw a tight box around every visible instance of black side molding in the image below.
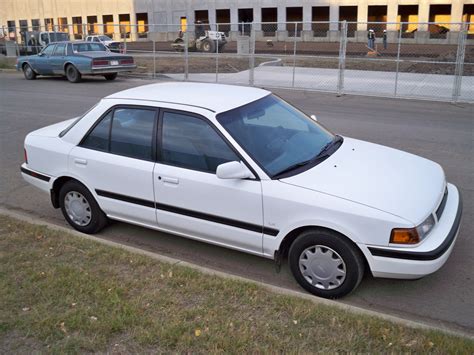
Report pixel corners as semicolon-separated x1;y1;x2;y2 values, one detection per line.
368;191;462;261
20;166;51;182
95;189;279;237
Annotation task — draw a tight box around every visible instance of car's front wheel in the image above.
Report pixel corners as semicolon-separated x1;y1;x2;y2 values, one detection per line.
104;73;118;81
23;64;36;80
59;180;108;234
288;229;365;299
65;64;82;83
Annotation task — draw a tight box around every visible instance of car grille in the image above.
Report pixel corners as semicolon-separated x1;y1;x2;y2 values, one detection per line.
436;186;448;221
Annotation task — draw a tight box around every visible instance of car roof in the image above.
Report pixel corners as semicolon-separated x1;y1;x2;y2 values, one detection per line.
104;82;271;113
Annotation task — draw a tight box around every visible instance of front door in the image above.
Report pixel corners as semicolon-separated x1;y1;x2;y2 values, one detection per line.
50;42;66;74
153;109;264;255
69;106;158;226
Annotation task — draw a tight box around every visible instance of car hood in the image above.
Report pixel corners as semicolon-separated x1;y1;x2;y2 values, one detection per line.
280;137;445;225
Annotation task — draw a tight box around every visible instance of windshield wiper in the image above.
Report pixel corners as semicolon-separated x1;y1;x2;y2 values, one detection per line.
272;135;343;179
315;135;343;159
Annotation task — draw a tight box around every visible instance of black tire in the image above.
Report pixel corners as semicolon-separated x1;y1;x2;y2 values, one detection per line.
65;64;82;83
59;180;108;234
104;73;118;81
23;64;36;80
201;39;215;53
288;229;365;299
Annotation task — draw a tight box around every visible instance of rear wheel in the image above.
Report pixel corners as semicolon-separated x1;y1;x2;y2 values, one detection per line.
59;180;108;234
202;39;215;53
66;64;81;83
288;229;365;299
104;73;118;81
23;64;36;80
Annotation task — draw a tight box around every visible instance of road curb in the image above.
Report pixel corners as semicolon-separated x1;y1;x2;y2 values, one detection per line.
1;207;472;340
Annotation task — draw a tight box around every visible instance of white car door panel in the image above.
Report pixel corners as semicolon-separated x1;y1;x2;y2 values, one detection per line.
153;109;267;254
153;164;265;253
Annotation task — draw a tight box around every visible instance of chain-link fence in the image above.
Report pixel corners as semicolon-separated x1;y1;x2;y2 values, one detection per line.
1;21;473;102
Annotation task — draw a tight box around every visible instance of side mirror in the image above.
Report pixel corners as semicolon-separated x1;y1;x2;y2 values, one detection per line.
38;52;44;56
310;114;318;122
216;161;254;180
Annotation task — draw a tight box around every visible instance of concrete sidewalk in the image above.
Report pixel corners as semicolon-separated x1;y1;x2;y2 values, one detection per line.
166;66;474;102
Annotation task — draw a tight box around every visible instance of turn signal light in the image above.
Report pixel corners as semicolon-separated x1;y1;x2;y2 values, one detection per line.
390;228;420;244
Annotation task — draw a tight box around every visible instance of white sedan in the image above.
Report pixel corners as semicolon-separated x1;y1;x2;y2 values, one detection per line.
21;83;462;298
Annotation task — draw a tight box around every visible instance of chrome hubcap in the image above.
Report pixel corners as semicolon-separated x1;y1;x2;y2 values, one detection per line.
64;191;91;226
299;245;346;290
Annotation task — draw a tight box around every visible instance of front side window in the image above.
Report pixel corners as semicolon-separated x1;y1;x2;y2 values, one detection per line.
217;95;336;177
81;107;156;161
41;44;55;56
161;111;238;173
53;43;66;56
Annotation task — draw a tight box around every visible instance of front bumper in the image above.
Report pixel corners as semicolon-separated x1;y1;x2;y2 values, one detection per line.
361;183;462;279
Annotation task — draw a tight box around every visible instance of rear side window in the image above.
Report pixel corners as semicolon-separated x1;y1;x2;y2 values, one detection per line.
160;111;238;173
81;107;156;161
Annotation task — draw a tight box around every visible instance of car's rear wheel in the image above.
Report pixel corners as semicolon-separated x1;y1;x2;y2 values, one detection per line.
288;229;365;299
23;64;36;80
66;64;82;83
59;180;108;234
104;73;118;81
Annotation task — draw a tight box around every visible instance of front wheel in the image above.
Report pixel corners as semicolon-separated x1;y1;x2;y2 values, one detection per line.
59;180;108;234
201;39;215;53
288;229;365;299
104;73;118;81
23;64;36;80
66;64;82;83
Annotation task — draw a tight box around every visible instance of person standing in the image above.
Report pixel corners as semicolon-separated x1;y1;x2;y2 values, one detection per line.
367;29;375;50
383;30;387;50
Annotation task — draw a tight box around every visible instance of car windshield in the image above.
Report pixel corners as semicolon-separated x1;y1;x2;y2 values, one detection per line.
98;35;112;41
217;95;337;178
72;43;107;52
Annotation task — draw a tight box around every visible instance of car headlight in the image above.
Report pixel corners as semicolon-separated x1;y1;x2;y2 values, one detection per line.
390;214;436;245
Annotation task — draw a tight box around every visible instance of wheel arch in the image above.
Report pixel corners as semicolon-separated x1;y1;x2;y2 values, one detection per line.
50;175;95;209
277;225;369;270
63;61;76;72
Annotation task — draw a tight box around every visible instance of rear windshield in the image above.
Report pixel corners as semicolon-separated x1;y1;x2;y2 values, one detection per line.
72;43;107;53
59;103;99;138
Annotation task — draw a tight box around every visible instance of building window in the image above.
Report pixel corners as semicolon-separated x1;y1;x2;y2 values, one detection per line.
312;7;329;37
195;10;209;24
102;15;114;37
87;16;98;34
72;16;83;40
58;17;68;32
216;9;230;34
262;8;277;36
44;18;54;31
398;5;418;38
7;20;16;40
464;4;474;38
339;6;358;37
19;19;28;35
429;5;451;39
286;7;303;37
238;8;253;35
119;14;130;39
32;19;40;31
136;13;148;38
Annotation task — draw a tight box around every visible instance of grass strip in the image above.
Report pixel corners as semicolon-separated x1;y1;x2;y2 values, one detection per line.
0;215;472;353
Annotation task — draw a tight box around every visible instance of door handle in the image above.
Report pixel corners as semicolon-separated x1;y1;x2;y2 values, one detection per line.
74;158;87;166
161;176;179;185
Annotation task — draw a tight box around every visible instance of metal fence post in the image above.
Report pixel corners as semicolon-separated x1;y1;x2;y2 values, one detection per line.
394;25;402;96
184;29;189;81
291;22;297;88
249;22;255;86
337;21;347;96
152;35;156;79
452;23;467;103
215;23;219;83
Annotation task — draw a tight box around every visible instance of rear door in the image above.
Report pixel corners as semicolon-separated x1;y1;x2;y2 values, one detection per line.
153;109;265;255
69;105;158;226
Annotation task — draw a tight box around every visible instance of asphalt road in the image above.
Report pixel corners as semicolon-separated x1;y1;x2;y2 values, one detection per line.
1;72;473;335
